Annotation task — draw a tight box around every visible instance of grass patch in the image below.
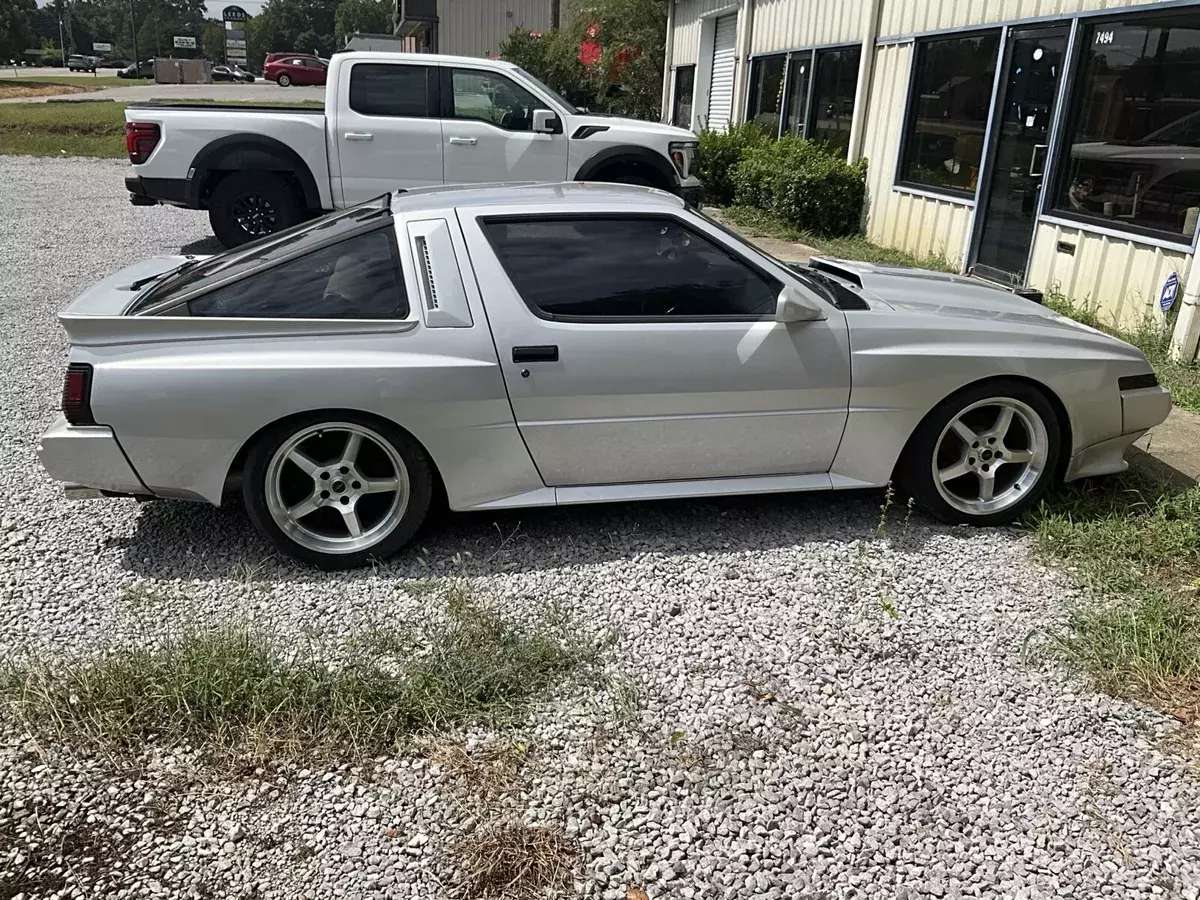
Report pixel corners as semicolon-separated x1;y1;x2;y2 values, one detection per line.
2;590;600;760
0;101;126;157
1027;465;1200;720
2;75;129;88
1044;290;1200;414
450;822;579;899
716;204;959;273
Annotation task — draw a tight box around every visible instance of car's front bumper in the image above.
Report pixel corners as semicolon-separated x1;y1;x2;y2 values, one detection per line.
678;175;703;207
1065;383;1172;481
37;415;152;498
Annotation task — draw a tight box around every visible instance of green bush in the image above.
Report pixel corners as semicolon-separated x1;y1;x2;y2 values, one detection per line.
697;124;770;206
731;136;867;238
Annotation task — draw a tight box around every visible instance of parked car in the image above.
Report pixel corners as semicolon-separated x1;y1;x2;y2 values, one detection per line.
67;54;96;72
211;64;255;83
118;60;154;78
38;183;1171;569
122;50;702;247
263;54;327;86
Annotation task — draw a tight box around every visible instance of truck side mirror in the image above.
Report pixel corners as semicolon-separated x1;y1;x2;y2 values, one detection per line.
533;109;563;134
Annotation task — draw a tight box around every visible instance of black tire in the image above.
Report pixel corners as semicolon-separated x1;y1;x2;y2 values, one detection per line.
208;170;304;249
601;171;659;189
898;379;1062;527
243;411;435;570
277;73;291;86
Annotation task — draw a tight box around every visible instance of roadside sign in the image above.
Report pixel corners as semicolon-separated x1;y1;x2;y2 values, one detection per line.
222;5;249;21
226;39;246;49
92;42;113;52
1161;272;1181;313
173;35;197;49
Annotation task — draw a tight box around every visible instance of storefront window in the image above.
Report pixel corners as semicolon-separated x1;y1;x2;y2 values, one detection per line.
746;55;787;136
672;65;695;129
1052;14;1200;240
783;51;813;138
810;46;861;156
898;32;1001;195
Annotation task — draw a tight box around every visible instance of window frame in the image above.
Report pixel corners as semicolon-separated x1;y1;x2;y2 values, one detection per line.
440;66;548;132
808;44;862;155
147;222;409;321
745;53;788;137
747;43;859;143
348;61;439;119
478;212;785;324
894;28;1003;201
671;64;696;130
1046;10;1200;244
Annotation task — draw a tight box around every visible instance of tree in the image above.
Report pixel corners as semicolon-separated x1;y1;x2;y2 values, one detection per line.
253;0;337;59
333;0;389;45
201;17;224;61
1;0;35;60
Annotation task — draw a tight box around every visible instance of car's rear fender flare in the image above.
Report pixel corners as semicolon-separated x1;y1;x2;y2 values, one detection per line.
189;134;322;211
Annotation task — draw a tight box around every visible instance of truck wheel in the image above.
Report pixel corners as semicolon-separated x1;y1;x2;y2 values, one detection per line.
208;171;303;248
277;73;291;87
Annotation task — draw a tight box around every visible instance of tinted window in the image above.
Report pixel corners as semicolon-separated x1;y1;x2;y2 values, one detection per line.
899;33;1001;195
747;55;786;136
810;46;861;156
451;69;541;131
186;229;408;319
1052;14;1200;240
350;63;431;117
484;217;781;319
783;52;813;138
672;65;695;129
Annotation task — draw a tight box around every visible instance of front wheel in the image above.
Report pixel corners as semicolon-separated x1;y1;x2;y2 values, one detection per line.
899;380;1062;526
277;73;291;86
243;414;434;570
208;170;304;248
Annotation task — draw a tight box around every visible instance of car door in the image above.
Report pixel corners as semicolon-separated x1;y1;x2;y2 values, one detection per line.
459;209;851;486
440;67;569;185
333;60;444;204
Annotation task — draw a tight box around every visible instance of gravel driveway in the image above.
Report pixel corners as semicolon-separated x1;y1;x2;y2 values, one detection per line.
2;156;1198;900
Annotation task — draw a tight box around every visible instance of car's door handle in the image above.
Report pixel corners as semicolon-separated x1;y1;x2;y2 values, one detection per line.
449;136;478;146
512;345;559;363
344;132;374;142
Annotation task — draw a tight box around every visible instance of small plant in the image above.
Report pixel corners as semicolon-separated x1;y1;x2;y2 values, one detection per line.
876;482;895;539
605;673;641;725
450;822;579;899
879;595;899;619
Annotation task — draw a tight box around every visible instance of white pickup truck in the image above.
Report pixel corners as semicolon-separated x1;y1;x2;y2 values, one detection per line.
124;50;702;247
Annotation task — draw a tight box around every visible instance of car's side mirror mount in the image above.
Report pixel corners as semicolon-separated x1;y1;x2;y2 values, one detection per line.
533;109;563;134
775;286;825;324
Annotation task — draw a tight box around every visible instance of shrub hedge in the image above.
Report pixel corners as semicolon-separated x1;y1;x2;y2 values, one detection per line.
730;137;867;238
696;124;771;207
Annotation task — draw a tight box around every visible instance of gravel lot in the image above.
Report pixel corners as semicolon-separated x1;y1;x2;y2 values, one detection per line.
2;155;1199;900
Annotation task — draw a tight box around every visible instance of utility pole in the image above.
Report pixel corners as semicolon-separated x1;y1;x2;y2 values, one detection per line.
58;18;66;66
129;0;140;74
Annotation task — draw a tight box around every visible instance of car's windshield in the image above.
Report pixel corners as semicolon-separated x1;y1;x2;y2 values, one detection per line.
515;67;576;113
129;196;392;313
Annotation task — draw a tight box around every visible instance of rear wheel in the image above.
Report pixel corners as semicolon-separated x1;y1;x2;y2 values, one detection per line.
208;170;304;248
900;380;1061;526
277;73;291;86
243;413;434;570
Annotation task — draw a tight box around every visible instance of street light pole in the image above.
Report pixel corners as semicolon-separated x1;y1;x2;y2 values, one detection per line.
58;18;66;67
129;0;140;75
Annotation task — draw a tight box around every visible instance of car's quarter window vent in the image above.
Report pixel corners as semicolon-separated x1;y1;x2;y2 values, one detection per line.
405;219;473;328
414;236;439;310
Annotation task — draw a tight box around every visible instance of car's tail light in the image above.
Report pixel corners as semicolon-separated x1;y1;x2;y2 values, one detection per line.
125;122;161;165
62;363;97;425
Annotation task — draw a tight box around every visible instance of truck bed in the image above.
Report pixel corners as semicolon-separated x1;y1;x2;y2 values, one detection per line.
126;102;325;114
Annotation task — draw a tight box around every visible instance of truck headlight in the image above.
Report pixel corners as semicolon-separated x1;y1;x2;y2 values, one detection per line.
669;141;699;179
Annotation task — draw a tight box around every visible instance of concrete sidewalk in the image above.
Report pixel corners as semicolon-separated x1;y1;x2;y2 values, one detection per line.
1133;407;1200;487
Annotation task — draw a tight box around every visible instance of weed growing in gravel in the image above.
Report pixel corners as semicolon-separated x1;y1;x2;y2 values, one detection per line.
1027;464;1200;717
1;590;600;761
449;822;579;899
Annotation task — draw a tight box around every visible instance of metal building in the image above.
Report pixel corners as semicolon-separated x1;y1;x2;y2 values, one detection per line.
395;0;563;58
663;0;1200;361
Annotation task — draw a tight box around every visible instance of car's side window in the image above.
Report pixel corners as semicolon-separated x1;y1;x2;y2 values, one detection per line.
185;229;409;320
483;217;782;319
450;69;541;132
350;64;433;118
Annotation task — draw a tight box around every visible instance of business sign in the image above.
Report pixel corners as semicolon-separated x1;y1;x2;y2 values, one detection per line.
225;26;246;39
225;39;246;49
173;35;197;49
92;41;112;52
222;5;249;21
1161;272;1181;313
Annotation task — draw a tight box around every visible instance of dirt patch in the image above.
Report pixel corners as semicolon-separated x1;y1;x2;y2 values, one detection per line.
0;81;92;100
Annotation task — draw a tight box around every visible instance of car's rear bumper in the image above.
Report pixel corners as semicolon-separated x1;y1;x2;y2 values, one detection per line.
126;174;191;208
37;415;152;498
1065;383;1172;481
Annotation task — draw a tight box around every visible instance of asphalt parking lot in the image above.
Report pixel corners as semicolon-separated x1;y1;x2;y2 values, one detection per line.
1;155;1199;899
0;67;325;104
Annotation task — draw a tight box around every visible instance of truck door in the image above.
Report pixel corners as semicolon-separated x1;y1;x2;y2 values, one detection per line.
333;60;444;205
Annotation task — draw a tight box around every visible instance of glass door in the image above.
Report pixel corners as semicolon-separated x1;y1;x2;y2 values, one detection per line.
973;26;1070;285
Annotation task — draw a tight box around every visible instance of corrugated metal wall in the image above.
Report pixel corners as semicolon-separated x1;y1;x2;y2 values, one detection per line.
750;0;871;54
438;0;555;58
862;43;973;266
1028;224;1192;328
672;0;735;65
879;0;1155;40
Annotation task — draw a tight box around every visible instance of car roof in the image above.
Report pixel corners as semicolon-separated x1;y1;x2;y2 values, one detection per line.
389;182;687;215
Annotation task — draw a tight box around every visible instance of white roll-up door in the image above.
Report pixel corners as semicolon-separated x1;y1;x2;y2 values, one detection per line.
706;14;737;131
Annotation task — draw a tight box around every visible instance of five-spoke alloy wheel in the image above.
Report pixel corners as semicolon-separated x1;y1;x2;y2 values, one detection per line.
902;380;1061;526
244;413;433;569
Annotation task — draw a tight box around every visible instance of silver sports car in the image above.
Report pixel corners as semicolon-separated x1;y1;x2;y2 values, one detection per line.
38;184;1171;569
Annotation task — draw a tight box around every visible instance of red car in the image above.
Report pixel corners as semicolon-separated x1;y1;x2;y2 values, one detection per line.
263;54;327;87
